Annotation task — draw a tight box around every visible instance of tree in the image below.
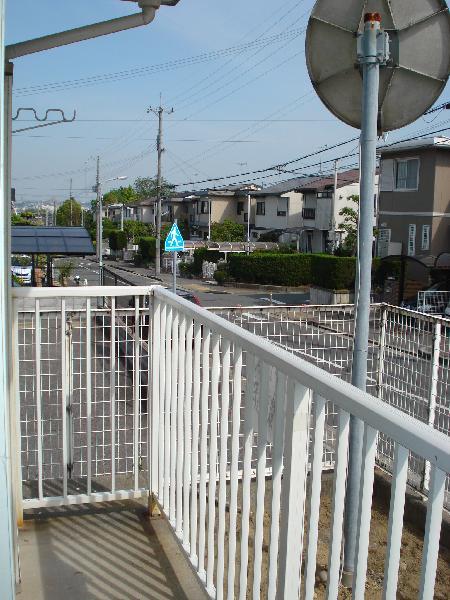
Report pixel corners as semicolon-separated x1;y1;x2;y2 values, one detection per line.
56;198;83;226
336;194;378;257
210;219;245;242
102;218;117;239
134;176;174;199
12;213;33;226
102;185;138;206
109;230;127;252
336;195;359;256
57;260;75;286
123;219;154;244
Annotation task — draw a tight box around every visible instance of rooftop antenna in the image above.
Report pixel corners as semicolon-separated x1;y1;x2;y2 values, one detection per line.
305;0;450;595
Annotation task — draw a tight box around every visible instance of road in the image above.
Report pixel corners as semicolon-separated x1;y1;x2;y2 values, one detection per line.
70;258;310;308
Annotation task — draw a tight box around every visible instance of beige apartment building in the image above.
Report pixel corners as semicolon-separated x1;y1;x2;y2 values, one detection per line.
378;137;450;263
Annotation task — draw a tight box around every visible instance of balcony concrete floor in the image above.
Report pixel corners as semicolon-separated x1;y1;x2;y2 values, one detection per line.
16;500;207;600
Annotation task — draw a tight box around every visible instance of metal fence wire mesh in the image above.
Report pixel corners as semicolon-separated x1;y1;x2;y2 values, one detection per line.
17;296;150;502
209;303;450;504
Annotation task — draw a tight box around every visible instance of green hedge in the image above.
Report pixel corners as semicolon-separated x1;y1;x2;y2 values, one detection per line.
138;236;157;262
228;253;358;289
109;230;127;251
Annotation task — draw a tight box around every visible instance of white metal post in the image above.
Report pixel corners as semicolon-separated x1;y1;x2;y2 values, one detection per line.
0;33;15;596
343;13;385;587
424;321;441;490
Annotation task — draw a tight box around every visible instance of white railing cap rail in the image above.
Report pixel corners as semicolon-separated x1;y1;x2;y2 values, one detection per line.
12;285;157;299
154;286;450;472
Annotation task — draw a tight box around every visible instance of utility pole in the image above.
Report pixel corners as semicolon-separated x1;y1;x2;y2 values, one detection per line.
69;178;73;226
246;192;251;254
95;156;102;284
53;200;57;226
148;100;173;276
329;159;339;252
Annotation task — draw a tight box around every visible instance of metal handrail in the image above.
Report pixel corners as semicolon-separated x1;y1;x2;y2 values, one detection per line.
154;286;450;471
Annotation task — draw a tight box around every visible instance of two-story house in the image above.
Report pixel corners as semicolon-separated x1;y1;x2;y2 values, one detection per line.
378;137;450;262
250;170;368;251
250;177;316;241
186;185;259;240
298;170;362;252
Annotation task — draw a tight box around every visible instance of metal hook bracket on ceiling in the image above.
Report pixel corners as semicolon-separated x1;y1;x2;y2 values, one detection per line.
12;107;76;134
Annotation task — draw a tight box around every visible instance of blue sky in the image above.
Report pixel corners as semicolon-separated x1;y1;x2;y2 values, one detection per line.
7;0;450;207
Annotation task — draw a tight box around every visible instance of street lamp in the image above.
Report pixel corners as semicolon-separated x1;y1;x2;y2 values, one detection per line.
96;176;127;285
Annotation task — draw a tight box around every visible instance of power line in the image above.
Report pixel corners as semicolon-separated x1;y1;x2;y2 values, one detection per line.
14;28;306;97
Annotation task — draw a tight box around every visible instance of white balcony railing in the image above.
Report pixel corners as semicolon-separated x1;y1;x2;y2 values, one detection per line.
12;285;450;599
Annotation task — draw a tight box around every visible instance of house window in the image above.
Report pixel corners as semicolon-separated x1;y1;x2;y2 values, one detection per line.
395;158;419;190
256;201;265;216
237;201;244;215
277;199;287;216
422;225;430;251
408;224;416;256
200;201;209;214
302;208;316;220
317;190;333;198
244;212;248;223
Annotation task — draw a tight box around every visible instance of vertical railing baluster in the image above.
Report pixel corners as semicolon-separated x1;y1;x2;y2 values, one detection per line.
206;332;220;597
276;380;311;600
303;393;326;599
216;338;231;600
35;299;43;501
150;296;161;505
424;321;441;490
326;408;350;600
252;363;271;600
133;295;140;491
163;306;173;513
158;303;167;505
353;424;378;599
190;322;202;567
86;298;92;496
382;444;409;600
110;297;116;492
61;298;68;499
198;327;211;582
183;318;193;552
169;310;179;525
239;353;256;600
418;465;446;600
176;315;186;537
267;371;287;600
227;345;243;600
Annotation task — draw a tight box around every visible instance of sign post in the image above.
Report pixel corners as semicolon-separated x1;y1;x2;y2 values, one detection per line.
164;220;184;294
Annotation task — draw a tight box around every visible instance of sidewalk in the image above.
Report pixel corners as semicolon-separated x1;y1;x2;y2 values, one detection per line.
103;259;309;295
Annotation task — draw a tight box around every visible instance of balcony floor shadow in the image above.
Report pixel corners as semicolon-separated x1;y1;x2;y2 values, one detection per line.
16;500;207;600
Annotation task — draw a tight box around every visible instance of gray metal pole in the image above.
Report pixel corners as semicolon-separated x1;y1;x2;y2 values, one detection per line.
155;107;163;276
172;219;177;293
342;13;381;587
120;204;124;231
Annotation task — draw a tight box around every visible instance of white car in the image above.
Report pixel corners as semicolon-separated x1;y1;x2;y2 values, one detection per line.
11;265;32;285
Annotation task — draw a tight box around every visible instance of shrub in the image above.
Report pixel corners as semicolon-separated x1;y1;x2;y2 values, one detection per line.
228;253;360;289
138;236;156;263
214;270;227;285
109;230;127;252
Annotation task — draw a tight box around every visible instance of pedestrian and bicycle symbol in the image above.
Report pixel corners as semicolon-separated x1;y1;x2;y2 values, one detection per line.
165;222;184;252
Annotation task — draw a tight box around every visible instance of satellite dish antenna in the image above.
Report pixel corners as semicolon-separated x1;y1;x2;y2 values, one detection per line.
306;0;450;131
